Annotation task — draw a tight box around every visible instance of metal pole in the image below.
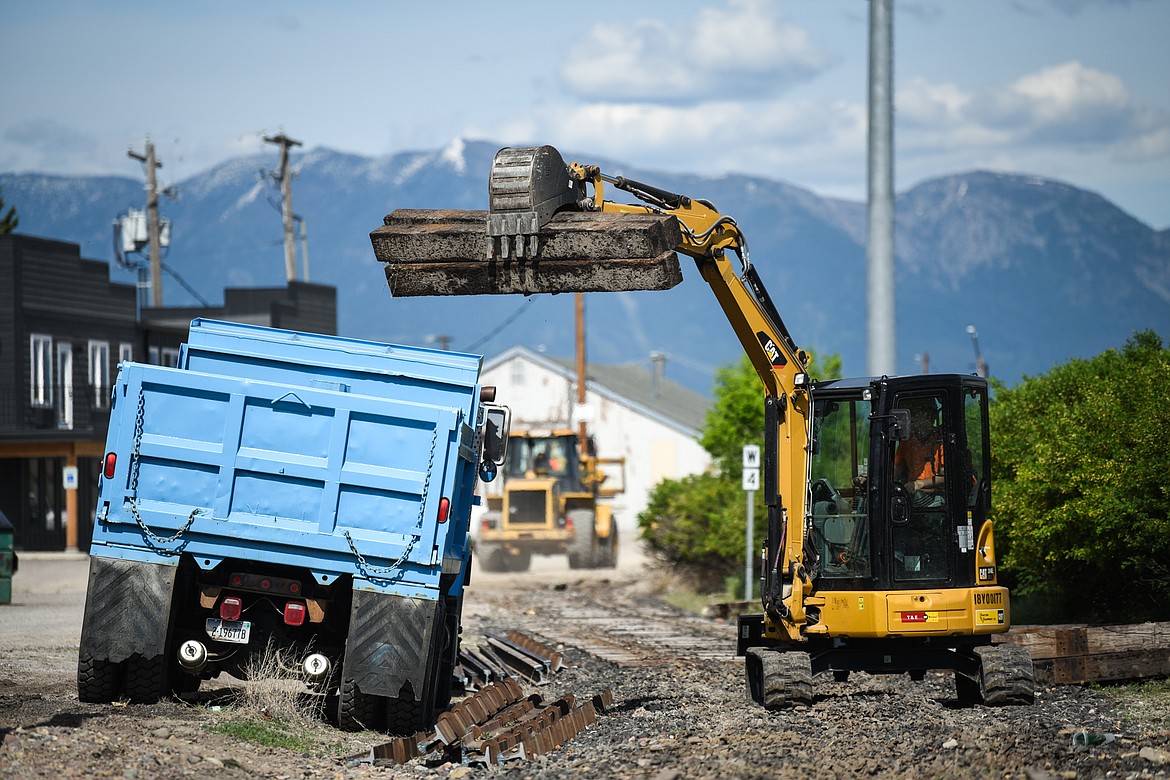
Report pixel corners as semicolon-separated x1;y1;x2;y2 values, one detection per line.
745;488;754;601
867;0;896;376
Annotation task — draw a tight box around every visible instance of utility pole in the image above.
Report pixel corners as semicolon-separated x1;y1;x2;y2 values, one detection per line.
128;141;163;307
575;293;588;446
264;133;302;282
867;0;896;376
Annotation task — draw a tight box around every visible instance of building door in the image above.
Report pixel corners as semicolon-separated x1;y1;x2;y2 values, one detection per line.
56;342;73;430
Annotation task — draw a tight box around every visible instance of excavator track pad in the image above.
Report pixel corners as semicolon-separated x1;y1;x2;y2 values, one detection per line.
372;209;682;297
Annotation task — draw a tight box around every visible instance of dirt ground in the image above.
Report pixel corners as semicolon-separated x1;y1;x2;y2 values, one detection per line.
2;546;1169;779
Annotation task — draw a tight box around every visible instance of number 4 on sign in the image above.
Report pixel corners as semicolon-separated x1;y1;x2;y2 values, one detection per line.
742;467;760;491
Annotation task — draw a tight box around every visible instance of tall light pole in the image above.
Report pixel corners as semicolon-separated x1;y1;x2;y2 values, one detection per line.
867;0;896;376
967;325;988;378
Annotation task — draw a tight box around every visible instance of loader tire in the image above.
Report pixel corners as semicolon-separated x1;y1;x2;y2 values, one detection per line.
975;644;1035;706
567;509;599;569
78;652;123;703
598;525;619;569
339;677;385;732
478;545;510;573
746;648;812;709
507;550;532;572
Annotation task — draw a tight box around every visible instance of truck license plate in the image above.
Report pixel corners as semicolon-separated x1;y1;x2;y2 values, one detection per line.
205;618;251;644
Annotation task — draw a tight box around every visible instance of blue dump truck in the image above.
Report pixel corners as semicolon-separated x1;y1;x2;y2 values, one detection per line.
78;320;510;734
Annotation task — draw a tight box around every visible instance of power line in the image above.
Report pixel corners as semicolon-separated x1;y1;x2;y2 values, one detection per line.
465;299;534;352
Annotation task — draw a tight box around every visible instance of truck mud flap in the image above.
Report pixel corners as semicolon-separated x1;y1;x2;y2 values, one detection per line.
79;557;177;663
342;589;443;701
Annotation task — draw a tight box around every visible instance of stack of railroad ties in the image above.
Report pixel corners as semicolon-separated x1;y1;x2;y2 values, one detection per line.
347;630;614;767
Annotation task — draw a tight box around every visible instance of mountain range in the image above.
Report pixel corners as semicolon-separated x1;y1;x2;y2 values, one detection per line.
3;138;1167;396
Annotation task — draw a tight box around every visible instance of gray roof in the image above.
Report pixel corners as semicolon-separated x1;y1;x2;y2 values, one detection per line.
484;346;711;436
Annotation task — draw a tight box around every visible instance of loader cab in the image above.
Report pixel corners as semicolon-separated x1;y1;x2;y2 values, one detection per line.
807;375;992;593
503;432;585;493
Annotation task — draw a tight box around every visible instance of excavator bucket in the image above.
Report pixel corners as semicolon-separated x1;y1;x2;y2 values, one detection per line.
370;146;683;297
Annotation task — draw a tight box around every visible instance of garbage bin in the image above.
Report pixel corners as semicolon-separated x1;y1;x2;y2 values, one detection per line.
0;510;16;604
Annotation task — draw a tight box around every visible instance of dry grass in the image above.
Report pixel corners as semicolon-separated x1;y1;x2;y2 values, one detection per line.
236;639;326;724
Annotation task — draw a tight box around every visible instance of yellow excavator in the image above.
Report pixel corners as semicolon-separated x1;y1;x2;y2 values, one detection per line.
370;145;1035;707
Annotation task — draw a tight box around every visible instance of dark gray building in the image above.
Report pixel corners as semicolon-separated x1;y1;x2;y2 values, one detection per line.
0;233;336;551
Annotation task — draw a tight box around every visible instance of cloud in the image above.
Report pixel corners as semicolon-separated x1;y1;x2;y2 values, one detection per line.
559;0;836;103
1012;0;1158;16
1;119;105;174
898;62;1170;161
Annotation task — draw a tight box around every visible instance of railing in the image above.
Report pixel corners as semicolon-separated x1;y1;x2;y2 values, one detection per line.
0;384;112;438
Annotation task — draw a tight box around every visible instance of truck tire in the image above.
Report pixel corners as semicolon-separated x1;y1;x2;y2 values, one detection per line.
339;677;385;732
386;694;429;737
78;652;123;703
124;653;170;704
975;644;1035;706
745;648;812;709
567;509;599;569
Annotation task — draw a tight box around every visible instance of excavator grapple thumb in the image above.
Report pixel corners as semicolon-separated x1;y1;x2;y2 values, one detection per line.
370;146;683;297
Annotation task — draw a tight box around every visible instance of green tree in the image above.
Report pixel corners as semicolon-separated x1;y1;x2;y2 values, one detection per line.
638;349;841;585
990;331;1170;622
0;189;17;235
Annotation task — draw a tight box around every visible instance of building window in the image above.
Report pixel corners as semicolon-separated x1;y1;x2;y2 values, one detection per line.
30;334;53;407
89;340;111;408
160;347;179;367
148;346;160;365
119;342;134;365
511;360;526;386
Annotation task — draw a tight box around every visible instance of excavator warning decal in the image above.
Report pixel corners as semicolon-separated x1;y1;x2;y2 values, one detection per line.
756;332;787;367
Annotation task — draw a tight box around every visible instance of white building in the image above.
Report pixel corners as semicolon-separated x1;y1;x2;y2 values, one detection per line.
480;346;712;531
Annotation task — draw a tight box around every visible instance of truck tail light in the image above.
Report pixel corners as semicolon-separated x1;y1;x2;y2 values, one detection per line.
437;497;450;523
563;515;574;532
283;601;306;627
103;452;117;479
219;596;243;621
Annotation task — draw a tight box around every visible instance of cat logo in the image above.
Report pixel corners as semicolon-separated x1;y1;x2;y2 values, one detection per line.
756;332;786;367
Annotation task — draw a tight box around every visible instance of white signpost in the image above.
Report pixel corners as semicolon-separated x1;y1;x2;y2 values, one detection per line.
742;445;760;601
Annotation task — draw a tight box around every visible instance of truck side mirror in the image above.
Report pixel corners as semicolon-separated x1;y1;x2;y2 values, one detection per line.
481;405;511;466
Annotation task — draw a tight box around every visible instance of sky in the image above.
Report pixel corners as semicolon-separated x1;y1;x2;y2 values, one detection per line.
3;0;1169;229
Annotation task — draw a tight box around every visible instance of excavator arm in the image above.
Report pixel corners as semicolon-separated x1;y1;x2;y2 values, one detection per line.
373;145;813;638
560;162;814;638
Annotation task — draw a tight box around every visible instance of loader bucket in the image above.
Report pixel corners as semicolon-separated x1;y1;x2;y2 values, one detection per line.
370;146;684;297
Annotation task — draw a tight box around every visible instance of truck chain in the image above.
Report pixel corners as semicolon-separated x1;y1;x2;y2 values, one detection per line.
128;388;201;547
